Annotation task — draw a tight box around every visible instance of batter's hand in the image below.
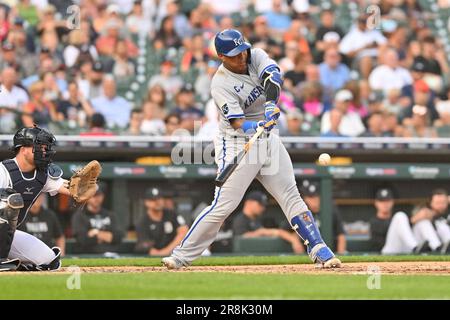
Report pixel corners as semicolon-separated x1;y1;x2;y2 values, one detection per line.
264;101;280;121
257;119;277;132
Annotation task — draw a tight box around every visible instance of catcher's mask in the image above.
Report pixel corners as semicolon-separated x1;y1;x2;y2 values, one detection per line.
13;125;56;171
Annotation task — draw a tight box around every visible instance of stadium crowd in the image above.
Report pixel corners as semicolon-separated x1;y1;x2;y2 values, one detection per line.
0;0;449;138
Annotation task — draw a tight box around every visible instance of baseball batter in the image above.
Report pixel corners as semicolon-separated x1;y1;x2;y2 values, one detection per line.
1;126;72;271
163;29;341;269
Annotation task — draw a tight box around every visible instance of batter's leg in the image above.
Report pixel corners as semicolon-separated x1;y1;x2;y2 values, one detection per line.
256;134;341;268
167;139;265;268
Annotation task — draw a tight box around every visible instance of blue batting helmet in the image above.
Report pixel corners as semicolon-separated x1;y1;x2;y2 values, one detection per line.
214;29;251;57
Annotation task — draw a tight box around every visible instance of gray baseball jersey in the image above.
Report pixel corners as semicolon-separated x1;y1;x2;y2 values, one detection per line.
211;48;278;137
171;47;310;265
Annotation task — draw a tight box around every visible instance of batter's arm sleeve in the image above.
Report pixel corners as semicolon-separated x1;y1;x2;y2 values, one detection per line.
253;48;282;103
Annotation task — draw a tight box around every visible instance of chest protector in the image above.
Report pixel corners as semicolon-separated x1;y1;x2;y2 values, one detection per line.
2;160;47;225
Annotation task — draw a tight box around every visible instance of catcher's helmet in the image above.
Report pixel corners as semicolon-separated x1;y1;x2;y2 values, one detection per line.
13;125;56;170
214;29;251;57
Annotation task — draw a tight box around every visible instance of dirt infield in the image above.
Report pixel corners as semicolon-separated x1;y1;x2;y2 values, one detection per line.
59;261;450;275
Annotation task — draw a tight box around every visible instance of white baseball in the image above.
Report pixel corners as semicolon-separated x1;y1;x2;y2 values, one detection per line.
318;153;331;165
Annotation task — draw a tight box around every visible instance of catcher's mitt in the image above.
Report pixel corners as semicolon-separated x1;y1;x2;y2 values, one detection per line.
69;160;102;203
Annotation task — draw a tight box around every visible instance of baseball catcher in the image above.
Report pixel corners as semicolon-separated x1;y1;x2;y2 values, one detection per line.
0;125;101;271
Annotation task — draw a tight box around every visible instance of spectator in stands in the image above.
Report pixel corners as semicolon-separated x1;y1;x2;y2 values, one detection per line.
264;0;292;34
320;109;346;138
166;0;190;39
400;78;438;123
173;84;204;133
145;84;167;109
413;36;448;93
96;19;138;58
91;75;132;130
339;13;387;79
283;109;309;136
135;187;188;256
232;191;304;254
0;67;29;133
381;111;403;137
248;15;271;49
282;19;311;61
79;112;115;136
148;59;184;101
164;113;182;136
428;189;450;253
18;194;65;255
435;92;450;137
56;81;94;130
126;0;154;37
319;48;350;100
22;80;59;129
77;61;104;100
300;81;323;118
369;188;420;254
0;42;24;78
283;54;306;91
64;29;98;69
369;48;413;94
41;71;62;103
195;59;219;103
16;0;40;28
141;101;166;135
0;6;9;43
71;182;123;254
402;105;437;138
180;33;210;73
300;183;346;254
6;27;38;77
321;89;365;137
36;4;69;53
154;16;182;51
125;108;143;135
279;41;301;73
360;111;391;137
314;9;344;63
111;39;136;80
345;80;368;118
366;91;385;116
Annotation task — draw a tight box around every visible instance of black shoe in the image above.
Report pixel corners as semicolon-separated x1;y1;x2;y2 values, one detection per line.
441;241;450;254
0;258;21;271
414;241;431;254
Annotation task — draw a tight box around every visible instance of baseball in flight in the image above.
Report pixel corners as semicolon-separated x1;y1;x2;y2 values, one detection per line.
318;153;331;165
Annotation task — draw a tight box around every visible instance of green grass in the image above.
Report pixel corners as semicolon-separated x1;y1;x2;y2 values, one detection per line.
0;273;449;299
0;255;449;300
62;254;450;268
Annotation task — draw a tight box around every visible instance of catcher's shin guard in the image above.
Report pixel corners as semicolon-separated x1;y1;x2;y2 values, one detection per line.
0;189;23;259
291;211;339;266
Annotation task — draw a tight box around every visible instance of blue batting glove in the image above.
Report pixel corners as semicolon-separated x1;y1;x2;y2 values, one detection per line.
257;119;277;132
264;101;280;121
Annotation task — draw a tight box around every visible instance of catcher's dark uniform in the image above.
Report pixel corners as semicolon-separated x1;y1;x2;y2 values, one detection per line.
0;158;64;269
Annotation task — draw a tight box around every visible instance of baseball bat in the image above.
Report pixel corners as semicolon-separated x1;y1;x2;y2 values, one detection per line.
215;125;265;187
